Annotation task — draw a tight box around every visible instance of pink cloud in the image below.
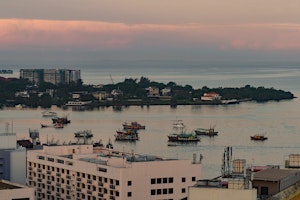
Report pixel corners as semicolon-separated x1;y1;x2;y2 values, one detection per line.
1;19;300;52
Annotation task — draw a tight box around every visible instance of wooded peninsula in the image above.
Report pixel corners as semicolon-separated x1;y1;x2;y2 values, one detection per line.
0;76;295;109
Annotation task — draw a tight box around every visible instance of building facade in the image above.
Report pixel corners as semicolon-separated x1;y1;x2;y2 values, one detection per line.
0;132;26;185
27;145;202;200
20;69;81;85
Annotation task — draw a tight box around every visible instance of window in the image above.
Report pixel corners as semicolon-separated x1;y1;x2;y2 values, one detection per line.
38;156;45;160
128;181;132;186
99;167;107;172
151;189;156;195
157;189;161;195
127;192;132;197
57;159;64;164
182;188;186;193
261;187;269;195
168;188;173;194
163;188;168;194
192;176;196;181
182;177;186;182
163;178;168;183
169;177;173;183
157;178;162;184
151;178;156;184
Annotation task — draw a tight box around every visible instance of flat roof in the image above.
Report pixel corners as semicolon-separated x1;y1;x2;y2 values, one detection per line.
254;168;298;182
0;180;21;190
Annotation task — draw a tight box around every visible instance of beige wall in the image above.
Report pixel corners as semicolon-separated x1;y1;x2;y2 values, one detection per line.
188;187;257;200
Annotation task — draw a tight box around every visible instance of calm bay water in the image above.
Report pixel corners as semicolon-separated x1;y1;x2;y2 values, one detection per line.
1;62;300;179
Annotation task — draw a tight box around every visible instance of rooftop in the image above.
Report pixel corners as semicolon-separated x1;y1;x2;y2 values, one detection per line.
254;168;298;182
0;180;21;190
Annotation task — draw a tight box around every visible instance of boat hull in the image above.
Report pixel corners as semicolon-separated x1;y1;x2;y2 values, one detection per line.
168;134;200;142
194;128;218;136
250;135;268;141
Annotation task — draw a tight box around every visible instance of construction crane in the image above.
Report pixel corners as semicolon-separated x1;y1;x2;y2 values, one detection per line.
110;75;114;84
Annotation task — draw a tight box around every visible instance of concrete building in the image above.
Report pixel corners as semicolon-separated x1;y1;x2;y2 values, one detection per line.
0;131;26;185
27;144;202;200
19;69;43;84
253;168;300;199
20;69;81;85
0;179;35;200
147;87;160;97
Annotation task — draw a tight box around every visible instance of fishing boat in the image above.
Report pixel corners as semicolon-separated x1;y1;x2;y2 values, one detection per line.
52;115;70;124
42;111;57;117
115;129;139;141
54;123;64;129
122;121;145;130
194;127;218;136
168;132;200;142
250;134;268;141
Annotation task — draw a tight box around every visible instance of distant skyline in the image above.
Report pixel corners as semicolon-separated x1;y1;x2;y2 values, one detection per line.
1;0;300;65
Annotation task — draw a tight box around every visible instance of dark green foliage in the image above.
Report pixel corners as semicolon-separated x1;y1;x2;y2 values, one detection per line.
0;76;295;108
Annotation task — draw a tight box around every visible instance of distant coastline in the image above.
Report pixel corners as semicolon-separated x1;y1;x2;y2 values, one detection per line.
0;73;295;109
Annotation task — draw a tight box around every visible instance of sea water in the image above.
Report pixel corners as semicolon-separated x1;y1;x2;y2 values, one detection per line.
1;61;300;178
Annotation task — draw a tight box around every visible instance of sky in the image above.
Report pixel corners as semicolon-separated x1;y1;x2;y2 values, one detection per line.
1;0;300;65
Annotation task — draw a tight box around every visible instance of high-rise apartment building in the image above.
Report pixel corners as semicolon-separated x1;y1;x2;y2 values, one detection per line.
20;69;81;85
27;145;202;200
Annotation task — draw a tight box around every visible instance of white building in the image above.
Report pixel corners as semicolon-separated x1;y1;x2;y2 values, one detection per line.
201;92;222;101
27;145;202;200
0;179;35;200
0;132;27;185
147;87;160;97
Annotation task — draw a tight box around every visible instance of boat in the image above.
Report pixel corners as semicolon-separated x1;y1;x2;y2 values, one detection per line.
54;123;64;129
41;123;52;128
74;130;93;138
194;127;218;136
52;116;71;124
251;134;268;141
115;129;139;141
42;111;57;117
168;132;200;142
172;120;186;129
122;121;145;130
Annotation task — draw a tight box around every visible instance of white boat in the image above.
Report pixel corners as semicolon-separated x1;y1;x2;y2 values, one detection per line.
42;111;58;117
172;120;186;129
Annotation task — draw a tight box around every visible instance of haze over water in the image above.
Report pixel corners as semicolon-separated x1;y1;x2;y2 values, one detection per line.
1;62;300;179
